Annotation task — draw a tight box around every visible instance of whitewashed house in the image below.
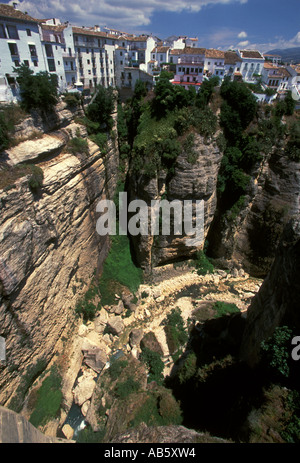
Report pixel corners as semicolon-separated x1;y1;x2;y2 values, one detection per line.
204;49;225;80
262;62;293;93
72;26;116;89
0;3;47;100
237;49;265;83
173;47;205;92
224;51;243;80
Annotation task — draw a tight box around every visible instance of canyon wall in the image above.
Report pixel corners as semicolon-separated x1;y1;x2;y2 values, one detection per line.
240;216;300;367
127;132;222;272
0;101;119;406
207;144;300;277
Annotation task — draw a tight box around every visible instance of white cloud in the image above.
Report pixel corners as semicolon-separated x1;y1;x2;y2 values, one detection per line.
237;40;249;47
238;31;247;38
9;0;250;31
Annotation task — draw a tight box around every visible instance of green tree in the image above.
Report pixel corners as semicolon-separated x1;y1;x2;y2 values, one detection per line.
15;64;58;111
85;85;115;132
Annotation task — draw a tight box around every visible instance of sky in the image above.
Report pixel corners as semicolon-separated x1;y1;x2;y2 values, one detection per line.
4;0;300;52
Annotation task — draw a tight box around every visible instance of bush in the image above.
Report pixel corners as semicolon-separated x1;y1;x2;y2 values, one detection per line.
85;85;115;132
67;137;89;156
163;308;188;355
109;359;128;381
212;301;240;318
29;365;62;428
195;250;214;275
115;377;140;399
260;326;293;378
27;165;44;191
140;347;164;385
15;64;58;112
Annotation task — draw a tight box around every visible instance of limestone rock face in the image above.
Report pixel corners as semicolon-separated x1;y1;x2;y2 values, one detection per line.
0;104;119;406
127;133;222;271
208;147;300;278
240;217;300;367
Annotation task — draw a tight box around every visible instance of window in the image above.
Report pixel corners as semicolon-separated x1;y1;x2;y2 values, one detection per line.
7;25;19;39
120;51;123;56
29;44;37;57
13;60;20;67
47;58;56;72
87;59;90;65
45;44;53;57
120;60;123;65
24;60;29;67
33;60;38;67
0;24;6;38
8;42;18;56
26;29;31;36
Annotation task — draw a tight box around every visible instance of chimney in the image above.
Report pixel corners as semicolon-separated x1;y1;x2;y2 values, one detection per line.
13;2;18;9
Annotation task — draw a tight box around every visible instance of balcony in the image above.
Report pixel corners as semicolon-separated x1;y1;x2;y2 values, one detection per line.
178;58;204;65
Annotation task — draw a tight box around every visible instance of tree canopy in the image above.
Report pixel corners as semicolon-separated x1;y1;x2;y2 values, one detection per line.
14;64;58;112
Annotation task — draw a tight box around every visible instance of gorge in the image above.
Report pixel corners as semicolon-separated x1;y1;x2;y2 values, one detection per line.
0;77;299;444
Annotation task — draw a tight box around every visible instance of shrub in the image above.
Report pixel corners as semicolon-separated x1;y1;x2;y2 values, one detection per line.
67;137;89;156
195;250;214;275
109;359;128;381
27;165;44;191
115;377;140;399
163;308;188;355
212;301;240;318
260;326;293;378
15;64;58;112
140;347;164;385
29;365;62;428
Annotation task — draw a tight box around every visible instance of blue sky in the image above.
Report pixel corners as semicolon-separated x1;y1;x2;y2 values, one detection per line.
5;0;300;52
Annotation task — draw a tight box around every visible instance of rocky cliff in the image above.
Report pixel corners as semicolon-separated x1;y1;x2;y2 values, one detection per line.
127;132;222;272
207;136;300;278
0;101;119;407
240;216;300;367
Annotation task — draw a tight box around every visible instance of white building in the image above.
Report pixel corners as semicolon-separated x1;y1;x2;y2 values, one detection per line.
0;3;47;99
173;47;205;92
262;62;293;93
72;26;116;89
224;51;243;80
204;49;225;80
237;49;265;83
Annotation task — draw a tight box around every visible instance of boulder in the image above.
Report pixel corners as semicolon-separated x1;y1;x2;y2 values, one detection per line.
140;331;164;356
73;376;96;406
81;400;90;417
61;424;74;440
106;316;124;336
82;346;107;373
129;328;144;348
113;300;125;315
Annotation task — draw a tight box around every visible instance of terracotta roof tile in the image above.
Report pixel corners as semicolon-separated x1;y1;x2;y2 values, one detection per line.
224;51;242;64
240;50;264;59
0;4;39;23
205;49;225;59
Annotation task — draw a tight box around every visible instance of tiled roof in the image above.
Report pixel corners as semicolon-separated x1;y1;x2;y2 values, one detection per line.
224;51;242;64
170;48;184;55
127;36;148;42
0;4;39;23
205;49;225;59
151;46;170;53
72;26;116;39
240;50;264;59
41;24;67;32
181;47;206;55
